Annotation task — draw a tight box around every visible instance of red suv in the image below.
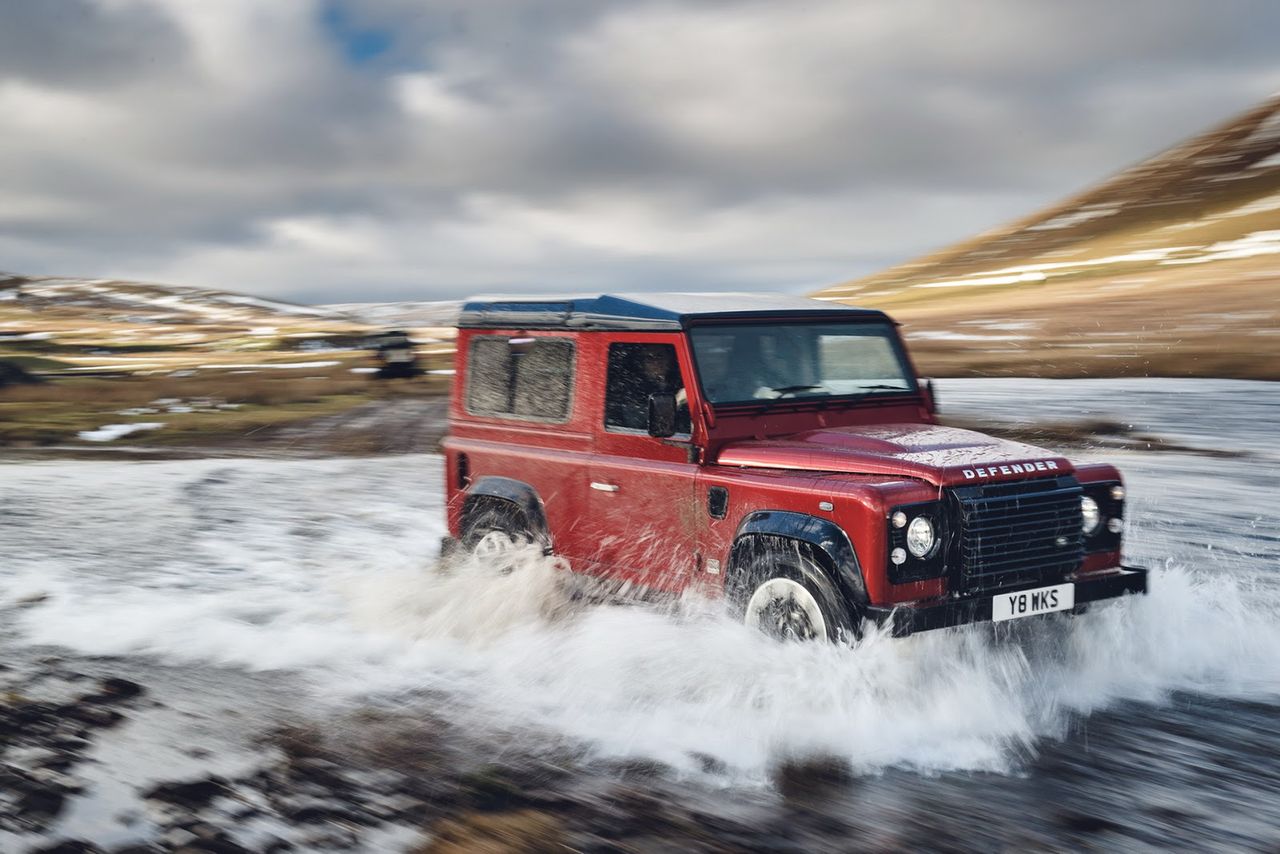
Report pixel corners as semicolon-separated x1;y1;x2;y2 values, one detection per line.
441;294;1147;641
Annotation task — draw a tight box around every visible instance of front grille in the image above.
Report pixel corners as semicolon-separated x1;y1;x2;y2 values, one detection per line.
950;476;1084;593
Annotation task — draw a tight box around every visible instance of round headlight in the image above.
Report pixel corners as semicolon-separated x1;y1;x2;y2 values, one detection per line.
891;511;908;529
890;547;907;565
906;516;935;558
1081;496;1101;535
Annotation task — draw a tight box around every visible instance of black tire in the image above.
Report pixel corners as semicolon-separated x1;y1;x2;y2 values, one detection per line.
732;546;856;643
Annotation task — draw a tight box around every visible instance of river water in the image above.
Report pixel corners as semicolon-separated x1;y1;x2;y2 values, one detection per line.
1;379;1278;850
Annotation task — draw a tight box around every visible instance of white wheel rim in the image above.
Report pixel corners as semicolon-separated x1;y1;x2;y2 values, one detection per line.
744;578;827;641
473;530;520;558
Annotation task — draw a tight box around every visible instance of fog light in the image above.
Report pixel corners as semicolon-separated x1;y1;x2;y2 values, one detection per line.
890;547;907;565
906;516;936;558
1110;485;1126;501
1107;517;1124;534
1081;496;1101;535
891;511;908;529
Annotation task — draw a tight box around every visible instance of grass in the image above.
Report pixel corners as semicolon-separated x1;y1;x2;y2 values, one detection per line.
0;365;449;448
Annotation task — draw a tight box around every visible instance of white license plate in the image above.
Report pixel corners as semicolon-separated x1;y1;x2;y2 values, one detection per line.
992;583;1075;622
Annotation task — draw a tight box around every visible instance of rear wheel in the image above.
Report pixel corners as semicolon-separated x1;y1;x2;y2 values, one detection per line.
461;502;534;561
734;549;855;643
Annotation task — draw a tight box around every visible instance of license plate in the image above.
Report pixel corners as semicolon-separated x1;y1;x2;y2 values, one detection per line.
992;583;1074;622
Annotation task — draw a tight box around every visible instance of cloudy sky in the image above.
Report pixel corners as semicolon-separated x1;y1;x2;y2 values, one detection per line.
3;0;1280;304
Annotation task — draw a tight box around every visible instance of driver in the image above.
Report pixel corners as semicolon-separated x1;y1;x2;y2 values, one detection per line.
609;346;688;431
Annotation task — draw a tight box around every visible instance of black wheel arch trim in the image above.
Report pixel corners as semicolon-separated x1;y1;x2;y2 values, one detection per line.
462;476;551;548
731;510;869;605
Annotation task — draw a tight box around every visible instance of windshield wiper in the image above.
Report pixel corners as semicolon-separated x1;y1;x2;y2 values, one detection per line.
769;384;825;396
730;384;913;412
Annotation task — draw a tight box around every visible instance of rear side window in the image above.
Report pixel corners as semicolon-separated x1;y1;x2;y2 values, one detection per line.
464;335;575;422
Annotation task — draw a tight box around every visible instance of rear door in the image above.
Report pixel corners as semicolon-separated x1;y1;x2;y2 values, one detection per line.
584;335;701;591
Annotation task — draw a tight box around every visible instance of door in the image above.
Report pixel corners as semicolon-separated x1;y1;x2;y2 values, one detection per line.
585;337;700;591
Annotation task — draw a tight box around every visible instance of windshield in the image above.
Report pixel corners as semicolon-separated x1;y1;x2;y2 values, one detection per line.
689;321;916;405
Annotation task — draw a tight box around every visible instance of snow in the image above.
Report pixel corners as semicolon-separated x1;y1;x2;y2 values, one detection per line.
77;422;165;442
1241;109;1280;146
1249;151;1280;170
1160;229;1280;266
1025;203;1122;232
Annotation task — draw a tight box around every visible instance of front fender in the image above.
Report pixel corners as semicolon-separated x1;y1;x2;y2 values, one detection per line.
732;510;868;605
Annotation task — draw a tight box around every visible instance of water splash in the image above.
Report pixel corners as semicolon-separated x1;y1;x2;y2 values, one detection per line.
6;454;1279;785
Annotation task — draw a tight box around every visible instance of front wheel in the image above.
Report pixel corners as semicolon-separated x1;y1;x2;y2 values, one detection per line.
735;551;856;643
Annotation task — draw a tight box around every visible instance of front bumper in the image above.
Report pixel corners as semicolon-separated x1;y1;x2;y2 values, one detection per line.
864;566;1149;638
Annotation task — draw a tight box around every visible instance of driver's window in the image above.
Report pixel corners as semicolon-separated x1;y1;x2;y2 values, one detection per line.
604;343;691;434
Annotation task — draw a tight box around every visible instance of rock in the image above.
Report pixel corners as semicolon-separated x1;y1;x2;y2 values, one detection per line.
363;792;423;821
771;754;854;801
17;786;67;820
61;703;125;728
97;678;146;701
300;828;358;850
277;796;354;824
6;745;66;770
1055;810;1125;834
0;359;44;387
30;841;104;854
144;776;230;809
161;827;200;848
27;767;88;793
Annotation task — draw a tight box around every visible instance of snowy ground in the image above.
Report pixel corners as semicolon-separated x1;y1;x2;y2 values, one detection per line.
1;379;1278;851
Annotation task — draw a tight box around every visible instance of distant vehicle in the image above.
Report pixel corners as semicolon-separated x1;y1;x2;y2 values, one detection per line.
440;294;1147;642
370;330;420;379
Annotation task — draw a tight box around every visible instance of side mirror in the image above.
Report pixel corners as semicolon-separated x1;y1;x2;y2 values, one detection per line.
920;378;938;415
647;392;677;438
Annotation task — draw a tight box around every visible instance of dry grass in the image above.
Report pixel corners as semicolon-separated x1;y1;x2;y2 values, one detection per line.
417;810;566;854
0;368;395;447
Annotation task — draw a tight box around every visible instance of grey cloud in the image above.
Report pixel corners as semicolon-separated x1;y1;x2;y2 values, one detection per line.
0;0;185;87
1;0;1279;301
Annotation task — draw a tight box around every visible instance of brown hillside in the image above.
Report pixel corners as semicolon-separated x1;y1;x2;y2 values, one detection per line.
815;94;1280;379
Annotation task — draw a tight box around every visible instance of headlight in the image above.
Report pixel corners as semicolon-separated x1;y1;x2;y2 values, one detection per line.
906;516;935;557
1081;495;1101;535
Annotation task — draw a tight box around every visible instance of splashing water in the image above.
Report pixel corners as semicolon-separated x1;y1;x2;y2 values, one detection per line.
3;449;1278;785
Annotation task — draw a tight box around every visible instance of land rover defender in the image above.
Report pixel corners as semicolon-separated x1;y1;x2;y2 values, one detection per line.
441;294;1147;641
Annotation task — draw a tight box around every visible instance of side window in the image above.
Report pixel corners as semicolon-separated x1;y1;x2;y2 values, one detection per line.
465;335;574;422
605;343;691;434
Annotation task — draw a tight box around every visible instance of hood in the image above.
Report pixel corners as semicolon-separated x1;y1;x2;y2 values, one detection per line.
715;423;1073;487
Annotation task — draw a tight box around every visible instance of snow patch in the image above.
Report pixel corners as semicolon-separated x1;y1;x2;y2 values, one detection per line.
77;423;165;442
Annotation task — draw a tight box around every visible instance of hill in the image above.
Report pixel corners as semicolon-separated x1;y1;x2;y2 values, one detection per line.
815;94;1280;379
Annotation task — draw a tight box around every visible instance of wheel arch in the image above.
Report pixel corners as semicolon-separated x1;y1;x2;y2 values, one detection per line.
461;476;551;549
729;510;869;607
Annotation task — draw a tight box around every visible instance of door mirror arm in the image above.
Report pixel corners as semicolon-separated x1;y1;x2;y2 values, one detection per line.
920;378;938;415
